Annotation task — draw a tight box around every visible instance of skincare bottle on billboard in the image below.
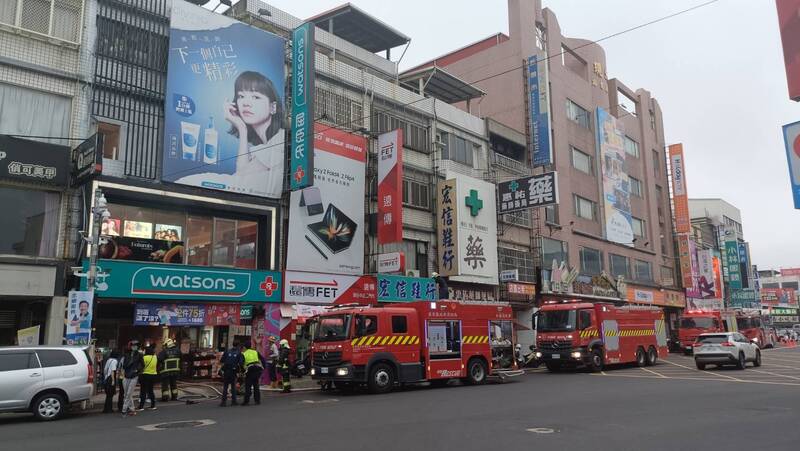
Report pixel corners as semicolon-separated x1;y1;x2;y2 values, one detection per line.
203;116;218;165
181;121;200;161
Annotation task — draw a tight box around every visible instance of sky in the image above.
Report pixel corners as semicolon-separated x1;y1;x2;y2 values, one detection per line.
210;0;800;270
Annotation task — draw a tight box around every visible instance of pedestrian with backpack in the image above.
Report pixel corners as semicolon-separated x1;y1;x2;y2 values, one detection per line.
219;341;243;407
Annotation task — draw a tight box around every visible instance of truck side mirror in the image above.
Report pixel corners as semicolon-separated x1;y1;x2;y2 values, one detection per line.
531;313;539;331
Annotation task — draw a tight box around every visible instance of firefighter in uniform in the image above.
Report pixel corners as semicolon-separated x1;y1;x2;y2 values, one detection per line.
277;339;292;393
158;338;181;402
242;341;266;405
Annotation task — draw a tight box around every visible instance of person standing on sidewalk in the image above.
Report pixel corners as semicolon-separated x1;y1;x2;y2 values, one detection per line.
241;341;266;405
120;340;144;417
277;339;292;393
138;345;158;411
102;351;120;413
158;338;181;402
219;341;243;407
267;336;279;389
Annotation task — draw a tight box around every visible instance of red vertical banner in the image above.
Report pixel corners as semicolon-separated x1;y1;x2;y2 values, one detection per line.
777;0;800;101
378;129;403;244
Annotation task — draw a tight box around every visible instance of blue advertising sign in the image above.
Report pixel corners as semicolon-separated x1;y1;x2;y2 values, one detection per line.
290;22;316;190
782;120;800;209
134;303;205;326
81;260;282;303
527;55;552;166
377;275;438;302
162;1;287;199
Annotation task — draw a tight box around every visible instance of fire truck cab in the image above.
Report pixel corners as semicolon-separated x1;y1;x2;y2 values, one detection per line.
678;310;736;355
735;311;774;349
310;301;516;393
534;301;668;372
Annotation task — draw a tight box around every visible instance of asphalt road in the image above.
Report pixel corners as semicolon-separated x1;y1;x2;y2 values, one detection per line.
3;346;800;451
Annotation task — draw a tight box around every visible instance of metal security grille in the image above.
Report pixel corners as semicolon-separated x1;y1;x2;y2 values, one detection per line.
371;111;430;153
315;88;363;130
498;247;536;283
92;0;168;180
1;0;83;43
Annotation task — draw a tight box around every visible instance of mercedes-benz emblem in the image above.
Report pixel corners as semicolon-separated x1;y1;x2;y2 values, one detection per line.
322;352;329;359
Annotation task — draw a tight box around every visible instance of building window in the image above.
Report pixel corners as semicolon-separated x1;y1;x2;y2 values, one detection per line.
541;238;568;269
315;88;365;130
0;187;60;258
97;121;122;160
386;239;428;277
634;259;653;282
3;0;83;44
402;179;430;210
652;149;661;178
499;247;535;283
545;205;559;224
186;216;212;266
566;99;590;128
579;247;603;275
440;132;475;167
624;136;639;158
660;266;674;286
609;254;630;279
649;109;657;130
629;176;643;198
573;195;596;221
571;146;593;174
373;111;429;152
632;217;646;239
762;283;780;289
502;210;531;227
783;281;799;290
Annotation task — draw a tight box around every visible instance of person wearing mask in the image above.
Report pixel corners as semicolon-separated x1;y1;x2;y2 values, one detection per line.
120;340;144;417
267;336;279;389
158;338;181;402
102;351;120;413
138;345;158;411
241;341;266;406
219;341;243;407
277;339;292;393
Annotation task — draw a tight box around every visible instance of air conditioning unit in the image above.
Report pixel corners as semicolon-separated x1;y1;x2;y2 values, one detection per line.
406;270;420;278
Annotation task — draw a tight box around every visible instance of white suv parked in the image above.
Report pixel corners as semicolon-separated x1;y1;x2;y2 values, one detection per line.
693;332;761;370
0;347;94;420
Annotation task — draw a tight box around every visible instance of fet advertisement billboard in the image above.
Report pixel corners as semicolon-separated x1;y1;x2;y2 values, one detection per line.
377;129;403;244
668;144;691;233
162;1;286;198
777;0;800;101
283;271;376;305
781;120;800;209
286;125;366;275
596;107;634;246
527;55;552;166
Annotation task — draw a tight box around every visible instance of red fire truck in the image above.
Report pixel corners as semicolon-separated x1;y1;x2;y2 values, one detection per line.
678;310;736;355
309;301;516;393
534;301;668;372
735;311;775;349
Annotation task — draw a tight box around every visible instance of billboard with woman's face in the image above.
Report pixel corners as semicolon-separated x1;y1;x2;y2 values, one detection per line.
162;2;287;199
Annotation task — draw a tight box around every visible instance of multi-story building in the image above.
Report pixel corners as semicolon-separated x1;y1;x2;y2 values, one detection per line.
403;0;685;326
0;0;90;345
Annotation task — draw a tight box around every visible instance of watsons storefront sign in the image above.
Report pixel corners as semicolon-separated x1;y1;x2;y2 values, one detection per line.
81;259;281;303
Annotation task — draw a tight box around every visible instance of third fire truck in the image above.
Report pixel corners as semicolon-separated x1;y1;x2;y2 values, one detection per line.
535;300;668;372
678;310;736;354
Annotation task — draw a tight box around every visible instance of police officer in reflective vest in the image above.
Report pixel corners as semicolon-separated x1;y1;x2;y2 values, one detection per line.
242;341;266;405
277;339;292;393
158;338;181;402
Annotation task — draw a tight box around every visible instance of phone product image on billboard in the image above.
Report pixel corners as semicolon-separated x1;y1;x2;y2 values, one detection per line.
162;1;286;199
286;124;366;275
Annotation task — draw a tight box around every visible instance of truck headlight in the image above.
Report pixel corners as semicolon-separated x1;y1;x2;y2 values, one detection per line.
752;337;759;342
535;352;542;359
310;368;316;376
571;351;582;359
336;367;349;376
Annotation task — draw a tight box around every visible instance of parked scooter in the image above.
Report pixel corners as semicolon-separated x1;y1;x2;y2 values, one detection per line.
515;344;539;369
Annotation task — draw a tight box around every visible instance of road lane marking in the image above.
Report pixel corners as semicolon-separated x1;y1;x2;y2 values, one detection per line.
590;372;800;386
661;358;744;381
639;367;667;378
758;362;800;370
749;369;800;381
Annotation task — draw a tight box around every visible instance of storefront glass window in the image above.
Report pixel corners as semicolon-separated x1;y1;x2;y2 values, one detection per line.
212;218;236;267
187;216;212;266
0;187;60;257
235;220;257;269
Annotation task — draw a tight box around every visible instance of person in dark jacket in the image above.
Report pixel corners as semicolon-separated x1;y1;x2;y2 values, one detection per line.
277;339;292;393
433;272;450;299
219;341;243;407
102;351;120;413
120;340;144;417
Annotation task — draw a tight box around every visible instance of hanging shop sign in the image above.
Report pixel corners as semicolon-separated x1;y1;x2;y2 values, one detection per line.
497;172;558;214
724;239;742;290
81;259;281;303
761;288;798;307
71;133;102;187
0;134;70;187
283;271;376;305
286;125;366;275
729;289;759;309
162;1;287;198
377;275;437;302
697;249;718;299
239;304;253;320
290;21;316;190
677;234;694;290
446;281;497;302
377;252;405;274
499;269;519;282
507;282;536;296
668;144;691;233
377;129;403;244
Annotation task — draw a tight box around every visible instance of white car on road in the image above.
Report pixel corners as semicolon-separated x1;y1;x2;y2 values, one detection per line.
693;332;761;370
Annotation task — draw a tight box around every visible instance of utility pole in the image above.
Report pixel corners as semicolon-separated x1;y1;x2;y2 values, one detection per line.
88;188;110;293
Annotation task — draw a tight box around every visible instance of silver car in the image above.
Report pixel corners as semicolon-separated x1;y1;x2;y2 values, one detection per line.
693;332;761;370
0;346;94;421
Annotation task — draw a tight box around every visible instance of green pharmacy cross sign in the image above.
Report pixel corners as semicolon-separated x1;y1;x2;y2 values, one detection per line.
465;189;483;216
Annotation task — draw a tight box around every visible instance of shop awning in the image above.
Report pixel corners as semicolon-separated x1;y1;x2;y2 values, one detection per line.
308;3;410;53
399;65;485;104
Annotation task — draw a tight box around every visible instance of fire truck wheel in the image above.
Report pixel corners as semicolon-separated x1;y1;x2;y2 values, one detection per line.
635;348;646;367
368;363;395;394
465;358;487;385
753;350;762;367
646;346;658;366
736;352;746;370
588;349;604;373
